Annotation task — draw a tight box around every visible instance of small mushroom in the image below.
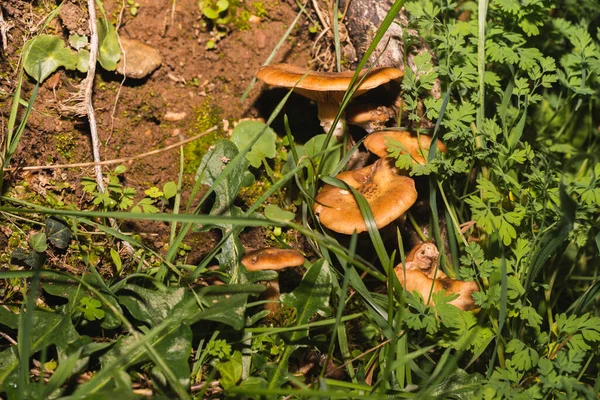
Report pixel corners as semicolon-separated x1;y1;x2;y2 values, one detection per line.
241;248;305;317
364;130;447;165
241;248;305;271
256;64;403;140
313;157;418;234
346;104;395;133
404;241;444;279
393;243;479;311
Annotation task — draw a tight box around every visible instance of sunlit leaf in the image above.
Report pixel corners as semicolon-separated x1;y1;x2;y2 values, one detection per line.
23;34;77;82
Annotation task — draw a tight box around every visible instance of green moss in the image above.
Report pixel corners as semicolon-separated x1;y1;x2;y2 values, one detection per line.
55;131;77;160
253;2;269;18
183;97;226;174
234;10;252;31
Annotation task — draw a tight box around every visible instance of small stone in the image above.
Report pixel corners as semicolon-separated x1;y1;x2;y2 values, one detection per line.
116;38;162;79
249;15;261;24
163;111;187;122
255;30;267;49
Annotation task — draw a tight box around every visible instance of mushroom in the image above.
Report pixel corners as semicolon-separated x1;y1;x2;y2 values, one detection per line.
404;241;445;279
313;157;418;234
393;243;479;311
256;63;403;140
364;130;447;165
241;248;305;317
346;104;395;134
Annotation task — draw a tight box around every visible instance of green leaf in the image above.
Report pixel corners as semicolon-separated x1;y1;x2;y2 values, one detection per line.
10;248;46;269
68;33;89;50
118;284;187;327
202;0;229;19
23;34;77;82
110;248;123;273
78;296;106;321
0;308;80;398
144;186;163;199
215;351;243;389
299;134;340;176
41;274;120;329
230;120;277;168
150;324;192;389
46;216;72;249
163;181;178;199
97;17;121;71
264;204;295;222
76;49;90;73
281;259;332;339
29;232;47;253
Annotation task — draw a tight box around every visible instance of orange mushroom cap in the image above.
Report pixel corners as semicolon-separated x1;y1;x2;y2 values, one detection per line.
364;130;447;165
241;248;305;271
256;63;403;104
313;158;417;234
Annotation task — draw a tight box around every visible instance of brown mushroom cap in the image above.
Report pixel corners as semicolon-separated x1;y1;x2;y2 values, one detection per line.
256;64;403;104
241;248;305;271
364;130;447;164
313;158;418;234
405;242;444;279
393;265;479;311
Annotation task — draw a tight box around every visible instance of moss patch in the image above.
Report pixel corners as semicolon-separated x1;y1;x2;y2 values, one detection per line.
183;97;226;174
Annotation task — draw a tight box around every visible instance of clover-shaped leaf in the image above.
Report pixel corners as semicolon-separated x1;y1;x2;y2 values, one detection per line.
78;296;105;321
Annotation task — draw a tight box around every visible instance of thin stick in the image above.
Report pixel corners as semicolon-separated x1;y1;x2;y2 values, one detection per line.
108;0;128;145
0;7;10;51
3;126;217;172
84;0;103;191
311;0;329;31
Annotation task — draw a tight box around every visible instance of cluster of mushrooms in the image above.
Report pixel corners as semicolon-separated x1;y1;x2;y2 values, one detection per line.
241;63;478;312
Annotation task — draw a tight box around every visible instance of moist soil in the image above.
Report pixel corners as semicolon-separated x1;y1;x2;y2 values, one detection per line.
0;0;318;267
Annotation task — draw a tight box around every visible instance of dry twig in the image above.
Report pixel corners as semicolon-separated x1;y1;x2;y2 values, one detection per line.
2;127;218;172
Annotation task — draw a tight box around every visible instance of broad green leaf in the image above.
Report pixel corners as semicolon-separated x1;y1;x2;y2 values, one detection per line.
197;140;250;282
46;216;72;249
150;324;192;389
97;17;121;71
281;259;332;331
29;232;47;253
298;134;340;177
98;323;192;390
230;120;277;168
0;308;80;397
118;284;187;327
215;351;243;389
197;140;248;215
268;259;332;389
264;204;295;222
23;34;77;82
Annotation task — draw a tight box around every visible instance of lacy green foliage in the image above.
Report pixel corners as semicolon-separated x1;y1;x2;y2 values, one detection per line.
383;0;600;397
82;166;173;214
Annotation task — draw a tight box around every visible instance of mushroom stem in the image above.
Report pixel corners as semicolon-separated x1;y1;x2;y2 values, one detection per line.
317;102;346;140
